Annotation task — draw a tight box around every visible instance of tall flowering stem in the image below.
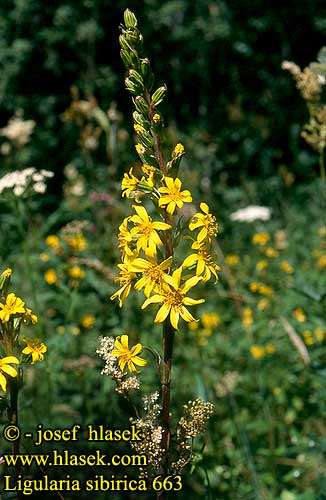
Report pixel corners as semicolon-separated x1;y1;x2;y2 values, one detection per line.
111;9;219;487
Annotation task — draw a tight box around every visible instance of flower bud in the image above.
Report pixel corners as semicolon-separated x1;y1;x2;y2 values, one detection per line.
124;9;138;28
151;85;167;106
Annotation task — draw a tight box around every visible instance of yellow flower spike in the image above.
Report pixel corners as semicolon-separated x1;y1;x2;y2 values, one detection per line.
152;113;160;123
0;293;25;323
129;205;171;257
182;250;221;283
121;168;140;198
189;203;218;247
141;267;204;330
158;177;192;215
22;338;47;364
111;334;147;373
0;356;19;392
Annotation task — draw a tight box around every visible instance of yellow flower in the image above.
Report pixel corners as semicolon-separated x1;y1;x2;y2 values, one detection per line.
141;164;156;188
317;255;326;269
44;269;58;285
111;334;147;373
39;252;49;262
22;338;47;364
1;268;12;278
142;267;204;330
129;255;173;297
249;282;259;293
81;315;95;329
68;266;85;279
279;261;294;274
66;233;87;252
182;250;221;283
121;168;140;198
303;330;314;345
257;299;268;310
45;235;60;248
259;284;273;296
265;343;276;354
252;232;270;246
256;260;268;271
152;113;160;123
242;308;253;330
293;308;306;323
188;320;199;331
24;308;38;324
225;255;239;266
0;293;25;323
110;261;137;307
158;177;192;215
0;356;19;392
130;205;171;256
189;203;218;247
173;143;185;157
265;247;279;258
201;312;220;330
314;327;324;342
134;124;145;134
118;217;134;257
56;326;66;335
318;226;326;237
250;345;265;359
71;326;80;336
135;143;145;154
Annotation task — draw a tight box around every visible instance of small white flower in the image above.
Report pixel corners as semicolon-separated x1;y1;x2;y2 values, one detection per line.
230;205;271;222
33;182;46;193
13;185;25;196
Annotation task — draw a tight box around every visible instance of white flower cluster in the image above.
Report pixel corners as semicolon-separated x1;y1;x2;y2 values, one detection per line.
0;117;35;146
230;205;271;222
96;336;124;380
0;168;54;197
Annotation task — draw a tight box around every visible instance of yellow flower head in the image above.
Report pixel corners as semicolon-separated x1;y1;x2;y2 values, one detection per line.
256;260;268;271
189;203;218;247
173;143;185;157
44;269;58;285
279;261;294;274
111;334;147;373
135;143;145;155
152;113;160;123
110;261;137;307
1;268;12;278
0;293;25;323
134;124;145;134
130;205;171;257
158;177;192;215
45;235;60;248
317;255;326;269
252;232;270;246
81;315;95;329
121;168;140;198
225;255;239;266
265;247;279;258
68;266;85;279
0;356;19;392
182;249;220;283
24;308;38;325
129;255;173;297
66;233;87;252
293;308;306;323
250;345;265;359
22;338;47;364
142;267;204;330
201;312;220;330
242;308;253;330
